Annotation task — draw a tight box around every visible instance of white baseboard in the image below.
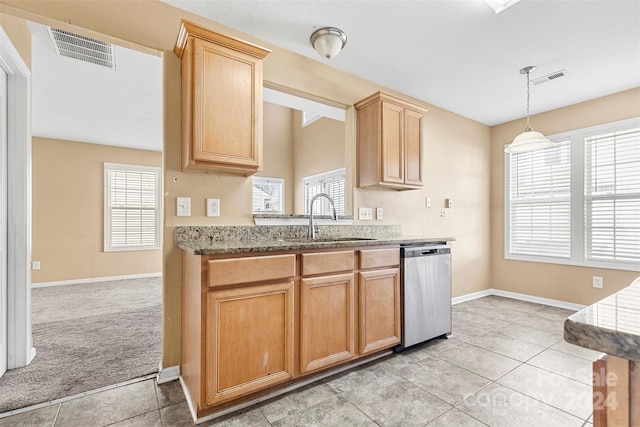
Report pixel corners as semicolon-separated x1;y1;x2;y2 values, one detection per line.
31;272;162;288
157;365;180;384
490;289;586;311
452;288;586;311
452;289;493;305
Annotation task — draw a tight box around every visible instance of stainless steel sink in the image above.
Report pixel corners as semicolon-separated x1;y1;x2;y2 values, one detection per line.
280;237;377;243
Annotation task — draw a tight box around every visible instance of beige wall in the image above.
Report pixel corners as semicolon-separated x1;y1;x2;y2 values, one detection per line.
260;102;294;214
490;88;640;305
292;112;345;214
31;137;163;283
3;0;491;368
0;12;31;68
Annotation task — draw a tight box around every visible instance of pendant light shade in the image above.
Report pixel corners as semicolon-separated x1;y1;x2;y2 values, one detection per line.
504;66;555;153
310;27;347;60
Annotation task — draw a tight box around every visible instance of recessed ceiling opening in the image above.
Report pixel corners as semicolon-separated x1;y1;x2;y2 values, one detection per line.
46;26;116;70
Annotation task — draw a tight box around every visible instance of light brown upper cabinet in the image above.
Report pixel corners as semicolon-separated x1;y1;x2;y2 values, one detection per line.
174;21;271;175
355;92;428;190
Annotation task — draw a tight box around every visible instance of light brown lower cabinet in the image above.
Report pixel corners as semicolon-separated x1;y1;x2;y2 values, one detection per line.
299;273;356;373
593;354;639;427
205;281;294;406
182;246;401;418
358;268;401;355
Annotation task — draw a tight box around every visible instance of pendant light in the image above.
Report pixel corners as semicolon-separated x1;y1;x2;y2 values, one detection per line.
310;27;347;60
504;66;555;153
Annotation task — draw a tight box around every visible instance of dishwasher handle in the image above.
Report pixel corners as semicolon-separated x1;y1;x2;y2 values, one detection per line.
401;245;450;258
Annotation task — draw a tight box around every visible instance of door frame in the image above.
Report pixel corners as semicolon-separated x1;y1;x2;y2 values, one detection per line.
0;26;35;369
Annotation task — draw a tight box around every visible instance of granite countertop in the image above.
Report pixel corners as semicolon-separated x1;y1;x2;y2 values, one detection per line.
564;277;640;362
178;235;454;255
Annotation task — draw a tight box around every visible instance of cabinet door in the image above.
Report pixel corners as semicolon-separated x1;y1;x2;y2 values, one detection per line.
193;38;261;170
205;281;294;405
358;268;401;355
381;102;405;185
300;273;355;373
404;109;423;186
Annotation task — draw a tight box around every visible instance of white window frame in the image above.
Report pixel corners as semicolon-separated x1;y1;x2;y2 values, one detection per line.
104;162;161;252
303;168;346;215
252;176;284;214
505;117;640;272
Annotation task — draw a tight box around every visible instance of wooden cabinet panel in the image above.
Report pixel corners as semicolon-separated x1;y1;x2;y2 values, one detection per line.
358;268;401;355
207;254;296;287
205;281;294;405
355;91;427;190
301;250;354;276
300;274;356;373
360;248;400;270
382;102;404;185
175;21;270;175
404;109;423;186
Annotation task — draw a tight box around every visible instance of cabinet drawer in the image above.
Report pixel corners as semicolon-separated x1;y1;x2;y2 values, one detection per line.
301;251;354;276
208;254;296;287
359;248;400;269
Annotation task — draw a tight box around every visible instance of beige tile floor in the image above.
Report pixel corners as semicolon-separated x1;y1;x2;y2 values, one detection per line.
0;296;599;426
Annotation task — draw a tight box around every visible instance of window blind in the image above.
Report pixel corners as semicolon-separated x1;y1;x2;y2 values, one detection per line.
104;164;160;251
303;168;345;215
252;177;284;213
585;127;640;263
508;140;571;257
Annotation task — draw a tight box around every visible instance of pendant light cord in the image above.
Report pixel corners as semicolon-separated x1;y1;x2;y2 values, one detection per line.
525;69;531;130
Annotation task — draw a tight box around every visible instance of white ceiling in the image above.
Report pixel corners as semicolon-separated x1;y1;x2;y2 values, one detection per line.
29;22;163;152
28;1;639;151
163;0;640;126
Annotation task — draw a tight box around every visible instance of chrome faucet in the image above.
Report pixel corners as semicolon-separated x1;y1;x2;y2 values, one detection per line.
308;193;338;239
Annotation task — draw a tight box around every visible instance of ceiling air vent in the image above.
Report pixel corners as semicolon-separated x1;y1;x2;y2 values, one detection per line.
46;26;116;70
531;69;567;85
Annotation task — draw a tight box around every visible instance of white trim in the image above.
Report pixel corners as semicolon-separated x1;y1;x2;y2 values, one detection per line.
183;351;391;424
0;373;156;418
156;364;180;384
263;87;346;122
504;253;640;272
452;288;586;311
31;272;162;288
0;26;33;370
451;289;493;305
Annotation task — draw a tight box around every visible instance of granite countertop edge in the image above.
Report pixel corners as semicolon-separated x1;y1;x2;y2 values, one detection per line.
564;279;640;362
178;236;455;255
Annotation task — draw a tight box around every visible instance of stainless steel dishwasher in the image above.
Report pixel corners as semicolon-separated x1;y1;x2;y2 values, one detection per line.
396;243;451;351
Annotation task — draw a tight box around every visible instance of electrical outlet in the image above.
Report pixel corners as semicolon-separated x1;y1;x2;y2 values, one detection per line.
32;261;40;270
176;197;191;216
359;207;373;220
440;210;446;218
425;197;431;208
207;198;220;217
445;198;453;208
593;276;603;289
376;207;383;220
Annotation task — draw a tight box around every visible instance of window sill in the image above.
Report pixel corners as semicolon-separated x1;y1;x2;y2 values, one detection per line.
504;253;640;272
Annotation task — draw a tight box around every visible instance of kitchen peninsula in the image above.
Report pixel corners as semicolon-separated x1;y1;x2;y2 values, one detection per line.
178;225;453;420
564;277;640;427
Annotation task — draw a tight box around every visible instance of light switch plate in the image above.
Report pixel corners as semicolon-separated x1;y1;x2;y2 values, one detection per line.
32;261;40;270
376;207;383;220
176;197;191;217
425;197;431;208
445;198;453;208
359;207;373;220
593;276;603;288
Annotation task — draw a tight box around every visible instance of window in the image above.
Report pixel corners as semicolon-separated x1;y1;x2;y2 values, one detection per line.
585;126;640;263
505;117;640;271
104;163;161;252
252;176;284;214
303;168;345;215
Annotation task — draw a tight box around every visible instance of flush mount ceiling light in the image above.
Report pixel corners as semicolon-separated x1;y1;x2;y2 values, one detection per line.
483;0;521;14
504;66;555;154
310;27;347;60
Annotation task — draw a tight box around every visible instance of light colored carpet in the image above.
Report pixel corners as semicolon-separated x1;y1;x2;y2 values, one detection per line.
0;277;162;413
